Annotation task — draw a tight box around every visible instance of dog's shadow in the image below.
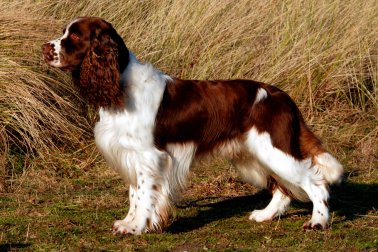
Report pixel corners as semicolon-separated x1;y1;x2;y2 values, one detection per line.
167;181;378;233
0;243;31;252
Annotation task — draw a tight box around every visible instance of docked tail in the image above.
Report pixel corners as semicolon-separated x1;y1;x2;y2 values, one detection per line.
299;121;343;184
313;152;343;184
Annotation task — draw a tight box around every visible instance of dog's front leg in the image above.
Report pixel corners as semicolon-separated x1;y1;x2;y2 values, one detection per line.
112;151;172;235
112;181;155;235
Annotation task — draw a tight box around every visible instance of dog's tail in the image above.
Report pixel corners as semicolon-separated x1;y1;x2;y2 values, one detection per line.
313;152;343;184
300;121;343;184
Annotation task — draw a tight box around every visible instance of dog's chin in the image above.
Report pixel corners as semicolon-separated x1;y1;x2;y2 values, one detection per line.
43;58;77;71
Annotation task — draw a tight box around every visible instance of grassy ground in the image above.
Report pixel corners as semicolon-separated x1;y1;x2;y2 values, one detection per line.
1;0;378;251
1;156;377;251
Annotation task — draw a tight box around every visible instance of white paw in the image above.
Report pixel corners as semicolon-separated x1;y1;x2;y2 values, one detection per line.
249;209;275;222
112;219;145;235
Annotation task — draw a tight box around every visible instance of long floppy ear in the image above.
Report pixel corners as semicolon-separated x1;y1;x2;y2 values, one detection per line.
79;29;125;109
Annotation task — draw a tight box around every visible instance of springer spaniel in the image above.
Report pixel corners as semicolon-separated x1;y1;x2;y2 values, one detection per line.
42;17;343;235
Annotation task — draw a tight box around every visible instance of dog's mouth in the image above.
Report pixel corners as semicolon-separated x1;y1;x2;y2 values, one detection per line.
42;52;76;71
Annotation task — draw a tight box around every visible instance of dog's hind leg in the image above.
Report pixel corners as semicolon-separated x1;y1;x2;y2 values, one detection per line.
249;186;291;222
233;155;292;222
300;178;330;229
244;128;341;229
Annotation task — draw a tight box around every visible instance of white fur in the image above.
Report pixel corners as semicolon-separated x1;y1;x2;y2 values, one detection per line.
47;18;81;67
314;152;343;184
95;53;173;234
166;143;197;200
249;189;291;222
233;153;269;188
47;37;63;67
254;88;268;105
95;53;169;183
246;128;313;185
214;139;244;158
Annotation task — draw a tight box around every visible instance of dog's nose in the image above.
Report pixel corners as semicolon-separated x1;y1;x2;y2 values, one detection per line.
42;43;55;62
42;43;53;55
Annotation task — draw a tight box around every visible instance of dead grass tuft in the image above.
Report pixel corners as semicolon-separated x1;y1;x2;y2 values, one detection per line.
0;12;92;183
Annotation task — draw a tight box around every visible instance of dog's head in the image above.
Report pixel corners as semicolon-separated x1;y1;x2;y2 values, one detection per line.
42;17;129;108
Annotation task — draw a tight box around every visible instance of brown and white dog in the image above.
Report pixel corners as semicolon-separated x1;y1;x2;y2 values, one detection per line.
42;17;343;235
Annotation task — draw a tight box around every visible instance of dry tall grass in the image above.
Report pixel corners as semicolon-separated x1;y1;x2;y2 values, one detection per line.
0;0;377;189
0;12;91;190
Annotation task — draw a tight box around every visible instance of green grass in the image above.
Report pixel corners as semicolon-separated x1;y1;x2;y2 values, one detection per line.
1;160;377;251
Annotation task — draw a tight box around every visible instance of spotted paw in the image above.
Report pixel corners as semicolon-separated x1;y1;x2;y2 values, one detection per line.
112;220;144;235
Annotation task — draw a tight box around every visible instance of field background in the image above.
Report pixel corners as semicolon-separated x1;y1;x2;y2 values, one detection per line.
0;0;377;251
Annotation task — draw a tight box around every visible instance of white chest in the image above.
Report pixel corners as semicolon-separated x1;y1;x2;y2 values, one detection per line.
92;53;169;183
95;108;152;148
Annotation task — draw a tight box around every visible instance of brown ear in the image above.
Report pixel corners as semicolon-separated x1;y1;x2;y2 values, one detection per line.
79;33;124;109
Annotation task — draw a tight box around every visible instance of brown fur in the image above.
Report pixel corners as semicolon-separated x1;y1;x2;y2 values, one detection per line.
154;78;322;161
43;17;129;109
77;33;124;109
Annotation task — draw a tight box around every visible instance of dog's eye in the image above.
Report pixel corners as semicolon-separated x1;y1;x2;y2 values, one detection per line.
70;33;80;41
